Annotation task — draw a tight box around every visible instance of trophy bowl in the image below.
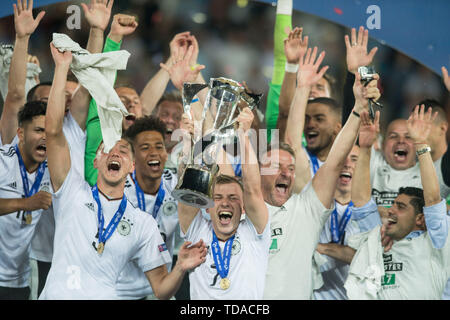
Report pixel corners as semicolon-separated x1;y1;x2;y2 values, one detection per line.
173;77;261;209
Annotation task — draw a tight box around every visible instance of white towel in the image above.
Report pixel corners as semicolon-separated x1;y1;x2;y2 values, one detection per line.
344;225;385;300
51;33;130;153
0;44;41;100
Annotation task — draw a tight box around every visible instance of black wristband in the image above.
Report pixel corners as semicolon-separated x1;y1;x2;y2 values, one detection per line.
352;110;360;118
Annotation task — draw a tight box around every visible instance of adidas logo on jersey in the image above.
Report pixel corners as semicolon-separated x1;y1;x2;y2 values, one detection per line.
7;181;17;189
85;202;95;212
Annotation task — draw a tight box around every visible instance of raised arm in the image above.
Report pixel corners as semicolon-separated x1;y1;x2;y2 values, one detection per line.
45;44;73;192
342;26;378;123
351;110;380;207
70;0;114;131
0;0;44;144
276;27;308;141
408;105;441;206
140;31;190;116
285;46;328;193
313;72;380;209
238;107;268;234
160;44;205;97
83;13;137;186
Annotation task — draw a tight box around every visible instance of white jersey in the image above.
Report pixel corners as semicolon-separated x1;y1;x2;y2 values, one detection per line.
184;211;270;300
30;112;86;262
0;144;52;288
370;148;450;206
263;182;334;299
376;232;450;299
39;167;171;300
116;170;179;299
0;134;18;147
313;202;360;300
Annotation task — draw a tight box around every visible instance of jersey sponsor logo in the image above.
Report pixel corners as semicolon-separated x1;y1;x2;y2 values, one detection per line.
384;262;403;272
269;238;277;250
381;273;396;286
158;243;168;252
125;180;132;188
271;228;283;237
372;189;397;206
0;146;16;157
383;254;392;262
7;181;17;189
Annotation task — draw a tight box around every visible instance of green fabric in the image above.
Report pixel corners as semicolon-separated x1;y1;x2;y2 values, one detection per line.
265;14;291;142
84;37;122;186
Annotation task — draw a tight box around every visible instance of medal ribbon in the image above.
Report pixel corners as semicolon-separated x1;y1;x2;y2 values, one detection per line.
15;144;46;219
91;184;127;248
211;231;235;281
307;150;320;175
131;170;165;218
330;201;353;243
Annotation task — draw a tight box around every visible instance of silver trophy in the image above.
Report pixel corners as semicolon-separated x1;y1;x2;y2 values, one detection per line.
172;77;261;208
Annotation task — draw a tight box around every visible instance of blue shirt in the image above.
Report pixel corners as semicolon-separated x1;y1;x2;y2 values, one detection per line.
351;198;449;249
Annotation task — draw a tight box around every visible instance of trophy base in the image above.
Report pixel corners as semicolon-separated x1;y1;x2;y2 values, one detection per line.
172;188;215;209
173;165;218;209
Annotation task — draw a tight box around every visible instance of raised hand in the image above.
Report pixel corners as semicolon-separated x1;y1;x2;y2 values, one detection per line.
176;240;207;271
168;31;191;65
284;27;308;64
406;104;438;143
81;0;113;31
359;110;380;148
297;46;328;88
50;43;73;68
353;72;380;111
345;26;378;74
442;66;450;92
13;0;46;39
237;107;254;133
109;13;138;42
186;34;199;68
161;45;205;90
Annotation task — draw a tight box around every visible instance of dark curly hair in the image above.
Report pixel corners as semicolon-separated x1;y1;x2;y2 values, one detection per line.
398;187;425;214
17;101;47;127
123;115;167;142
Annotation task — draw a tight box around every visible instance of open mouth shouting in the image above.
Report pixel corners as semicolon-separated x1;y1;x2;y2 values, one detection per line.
339;171;352;185
147;159;162;173
305;130;319;146
36;143;47;157
274;181;290;197
218;210;233;226
107;160;121;175
393;145;409;163
386;215;397;229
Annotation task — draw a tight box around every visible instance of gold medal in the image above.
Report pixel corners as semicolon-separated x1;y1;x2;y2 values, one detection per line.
219;278;230;290
25;214;32;225
97;242;104;255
